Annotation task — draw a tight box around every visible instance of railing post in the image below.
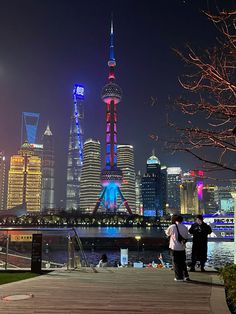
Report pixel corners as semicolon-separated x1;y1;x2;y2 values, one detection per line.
67;235;71;270
67;234;74;270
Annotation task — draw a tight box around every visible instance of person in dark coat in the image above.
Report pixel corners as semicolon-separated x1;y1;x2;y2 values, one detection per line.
189;215;212;272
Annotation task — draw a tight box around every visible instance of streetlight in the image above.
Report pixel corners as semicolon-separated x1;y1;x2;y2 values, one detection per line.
135;235;141;261
142;243;145;252
231;192;236;264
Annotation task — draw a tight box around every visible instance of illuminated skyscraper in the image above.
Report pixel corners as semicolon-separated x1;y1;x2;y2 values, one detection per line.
21;112;40;145
161;165;167;214
66;84;84;210
93;19;132;214
41;124;55;210
80;139;101;213
214;186;233;213
135;171;143;214
141;151;166;217
180;171;203;215
117;145;136;213
167;167;182;213
7;142;42;212
0;152;6;210
202;185;218;214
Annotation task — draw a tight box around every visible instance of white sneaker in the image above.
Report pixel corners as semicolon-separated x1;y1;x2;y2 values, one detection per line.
174;278;183;282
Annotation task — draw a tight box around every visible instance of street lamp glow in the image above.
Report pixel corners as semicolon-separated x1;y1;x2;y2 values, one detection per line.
135;236;141;261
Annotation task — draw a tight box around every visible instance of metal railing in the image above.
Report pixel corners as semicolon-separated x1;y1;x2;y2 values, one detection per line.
0;227;87;271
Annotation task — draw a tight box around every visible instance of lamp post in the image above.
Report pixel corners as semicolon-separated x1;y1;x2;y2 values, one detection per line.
231;191;236;264
135;235;141;261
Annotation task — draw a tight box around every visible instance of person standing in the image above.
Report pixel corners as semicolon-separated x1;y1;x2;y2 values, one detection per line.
189;214;212;272
165;215;189;281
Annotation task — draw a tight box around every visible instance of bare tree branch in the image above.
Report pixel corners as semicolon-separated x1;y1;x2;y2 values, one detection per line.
169;10;236;174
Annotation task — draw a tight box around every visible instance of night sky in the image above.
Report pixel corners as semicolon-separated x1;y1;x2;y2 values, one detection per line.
0;0;231;206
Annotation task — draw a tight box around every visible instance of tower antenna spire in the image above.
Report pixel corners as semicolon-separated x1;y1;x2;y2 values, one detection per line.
110;12;114;34
109;13;114;62
108;13;116;80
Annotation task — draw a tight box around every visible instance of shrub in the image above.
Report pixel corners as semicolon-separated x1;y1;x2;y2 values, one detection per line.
219;264;236;313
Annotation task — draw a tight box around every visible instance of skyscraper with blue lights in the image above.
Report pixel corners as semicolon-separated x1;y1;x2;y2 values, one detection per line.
21;112;40;145
66;84;84;210
141;151;167;217
93;19;132;215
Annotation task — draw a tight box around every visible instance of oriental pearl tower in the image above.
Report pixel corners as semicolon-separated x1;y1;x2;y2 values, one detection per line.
93;19;132;215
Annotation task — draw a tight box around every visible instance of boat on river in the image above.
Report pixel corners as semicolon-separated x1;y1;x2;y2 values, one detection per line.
184;212;234;241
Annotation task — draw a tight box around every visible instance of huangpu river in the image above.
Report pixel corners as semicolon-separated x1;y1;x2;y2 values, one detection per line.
0;227;234;268
42;227;234;267
73;227;234;267
48;241;234;268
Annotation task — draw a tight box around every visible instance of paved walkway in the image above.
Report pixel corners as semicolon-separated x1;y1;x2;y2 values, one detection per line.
0;268;230;314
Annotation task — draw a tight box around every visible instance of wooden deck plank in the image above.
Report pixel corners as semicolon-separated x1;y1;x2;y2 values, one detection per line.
0;268;229;314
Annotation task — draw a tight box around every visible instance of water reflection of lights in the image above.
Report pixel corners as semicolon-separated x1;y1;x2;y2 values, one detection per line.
103;227;120;237
186;242;234;266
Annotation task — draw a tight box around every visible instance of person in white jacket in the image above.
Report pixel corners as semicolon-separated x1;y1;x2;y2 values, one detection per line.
165;215;190;281
96;254;108;268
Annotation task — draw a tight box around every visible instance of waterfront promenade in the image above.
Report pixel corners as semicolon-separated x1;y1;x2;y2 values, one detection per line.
0;268;230;314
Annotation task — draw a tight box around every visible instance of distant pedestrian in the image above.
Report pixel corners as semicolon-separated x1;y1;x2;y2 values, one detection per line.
189;215;212;272
97;254;108;267
114;260;122;267
165;215;190;282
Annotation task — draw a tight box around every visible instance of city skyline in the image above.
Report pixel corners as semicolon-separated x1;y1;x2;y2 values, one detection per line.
0;0;233;206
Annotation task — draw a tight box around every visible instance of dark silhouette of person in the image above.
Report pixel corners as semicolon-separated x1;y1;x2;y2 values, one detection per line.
114;260;121;267
189;214;212;272
97;254;108;267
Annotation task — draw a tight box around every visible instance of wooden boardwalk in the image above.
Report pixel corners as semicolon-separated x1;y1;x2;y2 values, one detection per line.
0;268;230;314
